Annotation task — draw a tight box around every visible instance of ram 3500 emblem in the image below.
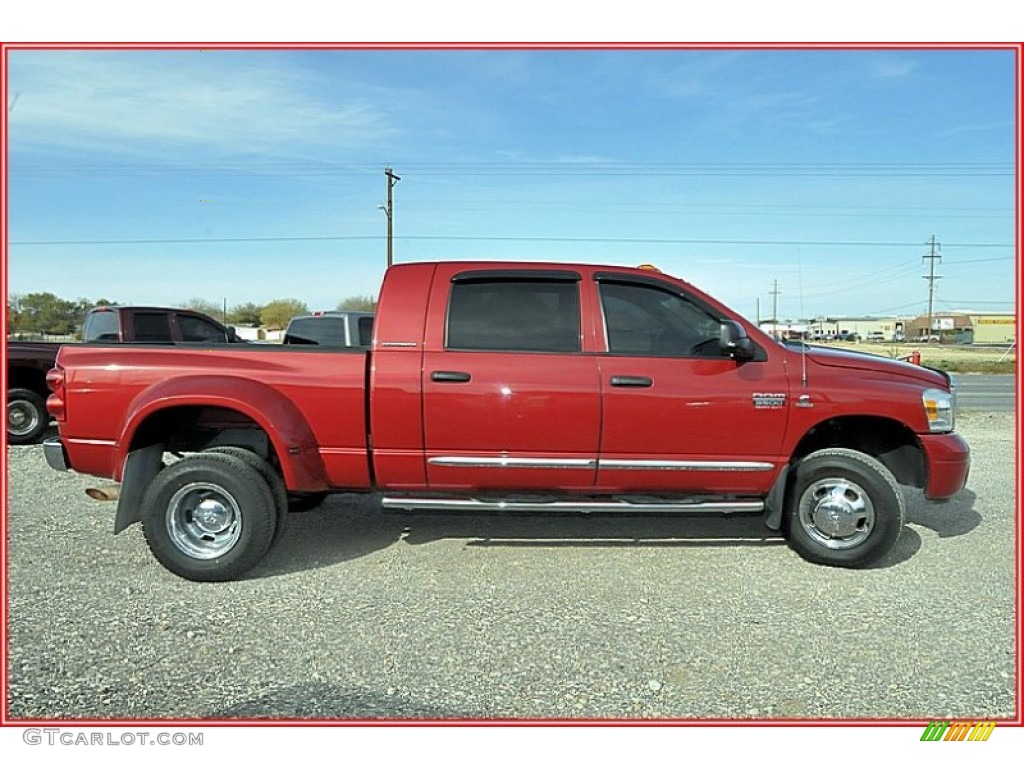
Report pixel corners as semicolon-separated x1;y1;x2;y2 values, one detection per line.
752;392;786;409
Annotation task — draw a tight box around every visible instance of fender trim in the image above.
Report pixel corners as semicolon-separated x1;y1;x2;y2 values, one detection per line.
119;375;329;492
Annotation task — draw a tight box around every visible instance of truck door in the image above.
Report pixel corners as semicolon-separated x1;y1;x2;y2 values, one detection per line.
422;268;601;492
593;274;789;495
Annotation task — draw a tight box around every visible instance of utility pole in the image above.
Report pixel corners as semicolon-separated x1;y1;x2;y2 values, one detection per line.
922;235;942;342
382;167;401;268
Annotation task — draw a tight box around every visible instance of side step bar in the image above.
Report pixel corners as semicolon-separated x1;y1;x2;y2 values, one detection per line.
381;496;764;515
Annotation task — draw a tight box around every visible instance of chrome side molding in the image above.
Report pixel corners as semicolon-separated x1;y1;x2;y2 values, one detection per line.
382;495;764;515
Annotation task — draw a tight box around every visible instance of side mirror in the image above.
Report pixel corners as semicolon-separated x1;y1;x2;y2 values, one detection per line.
720;320;755;360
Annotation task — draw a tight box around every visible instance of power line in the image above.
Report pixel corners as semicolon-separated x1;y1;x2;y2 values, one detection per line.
8;234;1016;248
8;160;1014;178
939;298;1015;306
801;260;923;299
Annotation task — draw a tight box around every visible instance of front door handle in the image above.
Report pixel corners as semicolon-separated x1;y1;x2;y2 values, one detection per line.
431;370;472;383
610;375;653;388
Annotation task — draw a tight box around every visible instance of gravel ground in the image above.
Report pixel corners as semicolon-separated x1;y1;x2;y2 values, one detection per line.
5;411;1017;721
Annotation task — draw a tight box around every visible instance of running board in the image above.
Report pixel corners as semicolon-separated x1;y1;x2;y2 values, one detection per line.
381;496;764;515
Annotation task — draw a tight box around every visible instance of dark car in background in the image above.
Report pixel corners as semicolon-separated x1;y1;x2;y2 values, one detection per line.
282;311;375;348
6;306;242;444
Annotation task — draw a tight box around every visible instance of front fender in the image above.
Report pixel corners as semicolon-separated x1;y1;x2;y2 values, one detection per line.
118;375;328;491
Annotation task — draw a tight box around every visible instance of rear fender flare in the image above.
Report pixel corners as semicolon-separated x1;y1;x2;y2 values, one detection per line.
118;375;327;491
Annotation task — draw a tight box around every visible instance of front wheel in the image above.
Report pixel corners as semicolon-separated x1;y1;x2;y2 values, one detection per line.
141;452;278;581
785;448;905;568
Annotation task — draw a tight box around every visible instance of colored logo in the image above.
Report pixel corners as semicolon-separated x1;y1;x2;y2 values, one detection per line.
920;721;996;742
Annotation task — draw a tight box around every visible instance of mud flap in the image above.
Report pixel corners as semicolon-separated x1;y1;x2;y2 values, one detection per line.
113;444;165;534
763;465;790;531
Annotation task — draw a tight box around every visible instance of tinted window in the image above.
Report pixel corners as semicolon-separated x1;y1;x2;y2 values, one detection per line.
83;310;118;342
178;314;228;343
600;281;721;357
447;279;580;353
132;312;172;342
284;317;348;346
357;316;374;346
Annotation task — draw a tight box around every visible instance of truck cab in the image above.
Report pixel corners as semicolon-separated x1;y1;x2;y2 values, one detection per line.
82;306;241;344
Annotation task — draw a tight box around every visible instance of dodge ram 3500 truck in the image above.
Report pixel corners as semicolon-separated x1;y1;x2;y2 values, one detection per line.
43;262;970;581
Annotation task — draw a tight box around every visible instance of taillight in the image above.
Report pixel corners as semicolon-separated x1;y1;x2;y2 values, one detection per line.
46;366;66;422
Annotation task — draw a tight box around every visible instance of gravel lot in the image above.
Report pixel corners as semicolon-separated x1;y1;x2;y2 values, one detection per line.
6;411;1017;721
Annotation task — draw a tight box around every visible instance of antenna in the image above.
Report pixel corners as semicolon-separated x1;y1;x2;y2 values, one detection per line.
797;250;808;387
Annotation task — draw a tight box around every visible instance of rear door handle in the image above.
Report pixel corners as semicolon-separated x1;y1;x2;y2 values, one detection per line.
610;375;653;388
431;370;472;383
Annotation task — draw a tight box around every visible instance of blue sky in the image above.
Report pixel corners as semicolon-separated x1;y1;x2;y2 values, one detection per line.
5;47;1017;321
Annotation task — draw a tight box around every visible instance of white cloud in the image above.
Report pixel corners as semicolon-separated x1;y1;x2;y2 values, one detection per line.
869;55;918;79
7;50;394;157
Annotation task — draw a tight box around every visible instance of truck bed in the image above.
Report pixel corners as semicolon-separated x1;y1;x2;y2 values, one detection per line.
55;343;372;490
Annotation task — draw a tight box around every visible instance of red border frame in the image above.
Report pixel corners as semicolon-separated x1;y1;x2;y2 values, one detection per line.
0;40;1020;731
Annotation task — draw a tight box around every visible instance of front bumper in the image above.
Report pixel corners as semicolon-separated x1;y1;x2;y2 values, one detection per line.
920;431;970;500
43;437;69;472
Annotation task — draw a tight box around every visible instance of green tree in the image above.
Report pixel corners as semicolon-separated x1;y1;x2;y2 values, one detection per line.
228;302;265;326
336;295;377;312
183;297;223;319
8;293;23;328
260;299;309;330
14;292;79;335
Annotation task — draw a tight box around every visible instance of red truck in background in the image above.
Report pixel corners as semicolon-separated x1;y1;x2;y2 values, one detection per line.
43;262;970;581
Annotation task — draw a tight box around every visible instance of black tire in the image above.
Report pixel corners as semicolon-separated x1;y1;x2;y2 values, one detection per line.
141;452;278;582
287;492;328;513
204;447;288;541
7;388;48;445
784;448;905;568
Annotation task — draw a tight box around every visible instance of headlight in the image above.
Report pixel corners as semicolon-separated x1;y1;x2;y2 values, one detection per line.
922;388;954;433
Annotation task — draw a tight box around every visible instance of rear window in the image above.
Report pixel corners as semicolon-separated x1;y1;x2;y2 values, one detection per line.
133;312;172;342
446;278;581;353
83;310;118;342
284;317;372;347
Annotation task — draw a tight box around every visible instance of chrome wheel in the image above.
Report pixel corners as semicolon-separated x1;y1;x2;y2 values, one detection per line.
166;482;242;559
8;400;41;438
797;477;876;550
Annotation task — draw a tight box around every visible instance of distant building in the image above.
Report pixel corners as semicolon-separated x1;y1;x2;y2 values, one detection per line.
802;316;912;342
969;313;1016;344
763;312;1014;345
905;313;973;342
228;324;285;343
231;324;263;341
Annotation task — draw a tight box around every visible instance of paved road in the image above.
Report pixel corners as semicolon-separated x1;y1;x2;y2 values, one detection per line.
952;374;1016;412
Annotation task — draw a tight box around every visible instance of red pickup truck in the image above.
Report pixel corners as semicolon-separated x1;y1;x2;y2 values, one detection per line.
43;262;970;581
